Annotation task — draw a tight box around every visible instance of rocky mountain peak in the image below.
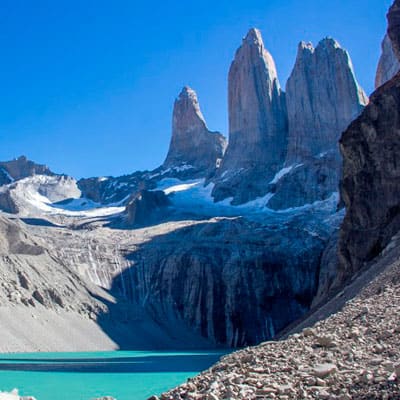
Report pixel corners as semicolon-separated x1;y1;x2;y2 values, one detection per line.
163;86;226;175
266;37;368;210
0;155;54;185
243;27;263;45
236;28;280;93
211;28;288;204
285;37;368;165
172;86;207;135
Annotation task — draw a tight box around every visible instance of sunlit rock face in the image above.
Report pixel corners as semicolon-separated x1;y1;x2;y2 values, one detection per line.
0;155;54;186
285;38;368;165
267;38;368;210
163;86;226;176
212;28;288;205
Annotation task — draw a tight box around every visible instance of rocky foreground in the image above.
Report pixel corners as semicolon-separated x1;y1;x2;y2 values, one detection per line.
160;235;400;400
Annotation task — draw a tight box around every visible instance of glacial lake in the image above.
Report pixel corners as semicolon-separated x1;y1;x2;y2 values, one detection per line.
0;351;227;400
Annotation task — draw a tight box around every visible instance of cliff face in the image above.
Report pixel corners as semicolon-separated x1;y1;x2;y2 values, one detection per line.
118;217;330;347
338;71;400;282
163;86;226;175
338;0;400;284
212;28;288;204
285;39;368;164
267;39;367;210
125;190;170;227
376;34;400;88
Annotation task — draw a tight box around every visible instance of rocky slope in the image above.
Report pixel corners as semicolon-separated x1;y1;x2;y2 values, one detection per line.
163;86;226;176
0;214;118;352
161;232;400;400
211;28;288;204
267;38;367;210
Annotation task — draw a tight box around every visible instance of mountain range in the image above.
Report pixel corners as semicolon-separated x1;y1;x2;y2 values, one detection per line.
0;8;398;354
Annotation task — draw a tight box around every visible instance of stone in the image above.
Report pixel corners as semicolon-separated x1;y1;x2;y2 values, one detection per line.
91;397;116;400
375;34;400;88
394;363;400;377
163;86;226;175
303;327;316;337
315;335;336;348
312;363;338;378
212;28;288;204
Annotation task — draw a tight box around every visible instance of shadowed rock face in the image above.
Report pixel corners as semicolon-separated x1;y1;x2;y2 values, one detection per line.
285;39;368;165
338;73;400;283
163;86;226;175
120;217;328;347
125;190;170;227
376;34;400;88
212;28;288;204
267;151;341;210
338;0;400;284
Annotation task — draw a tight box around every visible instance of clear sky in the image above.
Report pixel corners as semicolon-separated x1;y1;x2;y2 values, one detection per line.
0;0;392;178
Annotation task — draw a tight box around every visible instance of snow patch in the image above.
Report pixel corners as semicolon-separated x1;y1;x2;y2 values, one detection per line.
269;164;303;184
3;175;124;218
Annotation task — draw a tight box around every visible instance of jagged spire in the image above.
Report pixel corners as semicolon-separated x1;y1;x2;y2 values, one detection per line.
285;37;368;164
163;87;226;173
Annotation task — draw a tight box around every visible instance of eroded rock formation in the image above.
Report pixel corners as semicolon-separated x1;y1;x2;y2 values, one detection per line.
163;86;226;175
267;39;367;210
212;28;288;204
285;39;368;164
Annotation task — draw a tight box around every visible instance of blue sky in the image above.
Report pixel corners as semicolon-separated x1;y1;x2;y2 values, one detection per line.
0;0;392;178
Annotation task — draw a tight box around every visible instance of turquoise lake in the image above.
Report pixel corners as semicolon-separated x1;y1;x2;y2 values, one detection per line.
0;351;227;400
